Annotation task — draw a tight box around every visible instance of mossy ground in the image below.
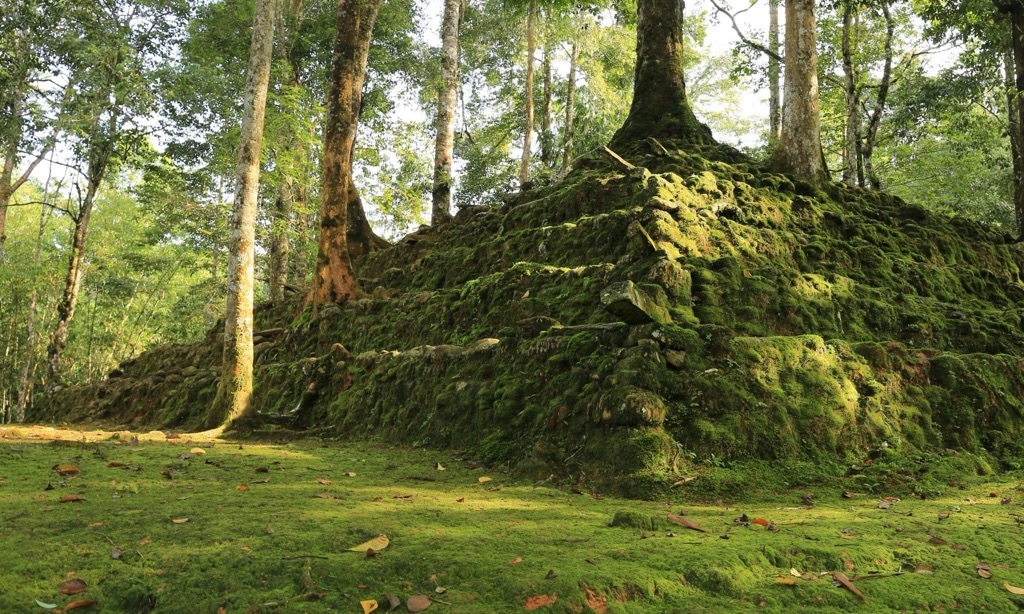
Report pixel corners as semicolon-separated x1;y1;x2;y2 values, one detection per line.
4;427;1024;613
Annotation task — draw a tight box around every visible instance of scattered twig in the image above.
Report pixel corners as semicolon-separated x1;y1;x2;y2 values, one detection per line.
282;554;330;560
601;146;635;171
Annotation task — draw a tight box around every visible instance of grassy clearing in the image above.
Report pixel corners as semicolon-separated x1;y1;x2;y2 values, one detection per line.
3;427;1024;613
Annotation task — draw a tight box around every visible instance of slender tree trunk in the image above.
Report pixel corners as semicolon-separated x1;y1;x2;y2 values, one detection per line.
769;0;824;183
768;0;781;144
208;0;276;429
309;0;383;306
15;205;48;422
998;1;1024;236
1;90;55;259
519;0;537;187
561;36;579;176
432;0;462;224
1006;46;1024;236
292;184;309;284
540;41;554;168
46;110;118;385
269;180;292;301
861;0;893;190
841;1;861;186
611;0;710;146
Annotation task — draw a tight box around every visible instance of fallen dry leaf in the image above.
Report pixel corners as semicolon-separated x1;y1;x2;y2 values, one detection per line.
752;518;769;526
59;495;85;503
345;471;357;477
88;521;104;527
33;494;47;500
832;572;865;601
384;592;401;611
348;534;389;553
666;513;707;532
510;556;523;565
360;599;378;614
138;538;151;545
236;484;250;491
57;578;88;595
189;448;206;455
314;493;338;500
436;463;446;471
316;478;332;485
456;497;465;503
775;576;796;585
55;465;81;476
106;462;127;468
478;476;492;484
61;599;97;611
670;477;696;488
1005;581;1024;595
524;594;557;610
171;518;189;524
407;594;431;612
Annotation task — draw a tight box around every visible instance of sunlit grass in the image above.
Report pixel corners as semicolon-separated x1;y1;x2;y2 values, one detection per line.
3;428;1024;612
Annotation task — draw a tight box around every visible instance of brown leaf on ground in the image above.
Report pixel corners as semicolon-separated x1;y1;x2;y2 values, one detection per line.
59;495;85;503
456;497;465;503
236;484;249;491
360;599;378;614
55;466;80;476
138;538;151;545
188;448;206;455
1005;581;1024;595
407;594;431;612
776;576;796;585
384;592;400;611
832;572;865;600
524;594;557;610
61;599;97;611
478;476;492;484
315;493;338;500
928;536;948;545
171;518;189;524
106;462;127;468
316;478;331;485
510;556;523;565
57;578;88;595
666;513;707;532
348;534;389;553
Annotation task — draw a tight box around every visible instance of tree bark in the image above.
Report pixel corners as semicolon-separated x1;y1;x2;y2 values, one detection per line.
998;1;1024;236
540;41;554;168
768;0;781;144
268;179;292;301
46;102;120;385
1;89;56;259
561;35;579;176
292;183;309;284
15;205;49;422
208;0;276;429
519;0;537;187
841;1;861;186
431;0;462;224
611;0;710;146
861;0;893;190
1006;46;1024;237
768;0;824;183
308;0;383;306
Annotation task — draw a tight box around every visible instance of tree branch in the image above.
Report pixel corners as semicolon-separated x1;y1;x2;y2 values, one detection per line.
706;0;784;62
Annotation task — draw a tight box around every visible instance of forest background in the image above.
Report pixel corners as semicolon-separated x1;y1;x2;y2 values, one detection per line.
0;0;1017;421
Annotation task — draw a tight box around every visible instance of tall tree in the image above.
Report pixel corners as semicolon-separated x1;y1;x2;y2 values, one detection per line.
768;0;781;143
432;0;463;224
309;0;384;306
841;0;862;185
519;0;537;186
208;0;276;429
561;32;579;175
1001;1;1024;234
769;0;825;182
611;0;710;145
540;40;554;167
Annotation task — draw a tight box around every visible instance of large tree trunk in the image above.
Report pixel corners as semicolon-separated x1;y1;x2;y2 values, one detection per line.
768;0;781;144
1;90;55;259
611;0;710;146
769;0;824;183
308;0;383;305
431;0;462;224
346;181;388;261
268;180;292;301
208;0;276;429
841;1;861;186
861;0;893;190
519;0;537;187
540;41;554;167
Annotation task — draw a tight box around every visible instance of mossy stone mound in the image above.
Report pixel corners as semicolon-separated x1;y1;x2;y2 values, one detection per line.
36;139;1024;493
